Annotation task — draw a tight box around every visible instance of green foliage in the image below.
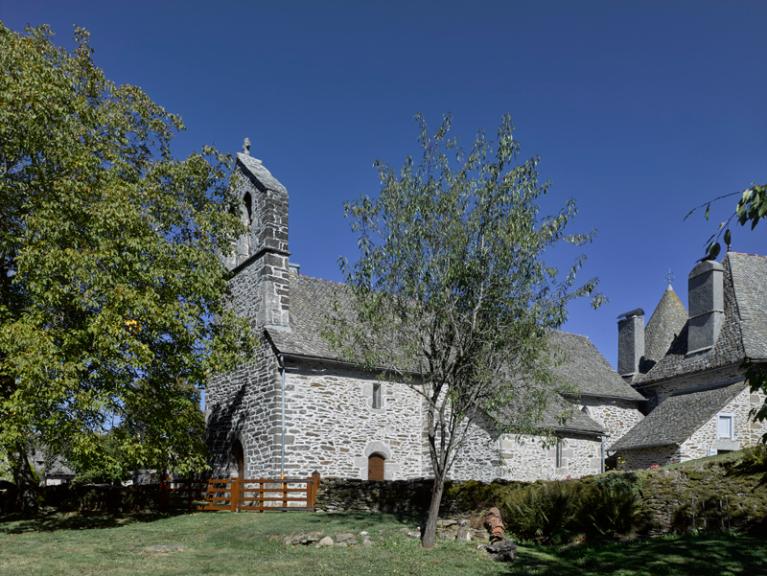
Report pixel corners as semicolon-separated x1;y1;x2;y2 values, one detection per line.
327;114;600;546
0;23;253;488
502;481;579;544
577;474;645;540
499;475;644;544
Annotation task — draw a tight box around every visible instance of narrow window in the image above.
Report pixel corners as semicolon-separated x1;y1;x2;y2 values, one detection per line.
242;192;253;225
717;414;734;439
555;438;564;468
372;383;382;409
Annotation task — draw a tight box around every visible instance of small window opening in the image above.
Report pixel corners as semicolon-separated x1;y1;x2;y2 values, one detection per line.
372;383;382;409
242;192;253;226
555;438;564;468
717;414;734;439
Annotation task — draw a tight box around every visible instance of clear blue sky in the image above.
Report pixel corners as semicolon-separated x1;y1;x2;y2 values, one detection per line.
2;1;765;367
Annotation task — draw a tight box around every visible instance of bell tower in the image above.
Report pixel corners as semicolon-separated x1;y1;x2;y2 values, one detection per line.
226;138;290;330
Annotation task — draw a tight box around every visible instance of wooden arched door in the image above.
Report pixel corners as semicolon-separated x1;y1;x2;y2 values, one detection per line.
368;453;385;481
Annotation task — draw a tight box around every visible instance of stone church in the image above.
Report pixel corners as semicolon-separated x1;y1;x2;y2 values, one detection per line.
206;145;766;482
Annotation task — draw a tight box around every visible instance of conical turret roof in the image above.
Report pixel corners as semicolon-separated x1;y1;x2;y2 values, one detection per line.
643;285;687;366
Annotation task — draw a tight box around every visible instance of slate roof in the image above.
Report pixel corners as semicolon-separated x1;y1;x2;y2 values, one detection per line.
533;395;604;435
236;153;288;194
635;253;767;385
266;272;349;360
610;382;746;451
729;252;767;360
548;332;645;402
266;272;641;436
642;286;687;369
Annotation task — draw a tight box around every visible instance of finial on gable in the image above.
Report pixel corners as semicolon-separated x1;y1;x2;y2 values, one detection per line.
242;137;251;155
666;268;674;290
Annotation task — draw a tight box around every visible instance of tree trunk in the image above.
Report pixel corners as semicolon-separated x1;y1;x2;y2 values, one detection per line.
421;473;446;548
9;443;38;512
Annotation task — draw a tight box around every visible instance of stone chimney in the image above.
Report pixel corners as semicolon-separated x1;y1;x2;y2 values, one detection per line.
618;308;645;379
225;140;291;330
687;259;724;354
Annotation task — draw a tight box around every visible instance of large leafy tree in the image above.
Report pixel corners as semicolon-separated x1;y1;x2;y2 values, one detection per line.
0;23;250;499
330;115;600;548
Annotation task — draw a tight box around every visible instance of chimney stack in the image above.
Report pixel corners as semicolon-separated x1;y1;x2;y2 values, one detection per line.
687;260;724;354
618;308;645;380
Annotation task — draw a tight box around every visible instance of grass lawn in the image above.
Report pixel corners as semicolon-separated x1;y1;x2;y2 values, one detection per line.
0;511;765;576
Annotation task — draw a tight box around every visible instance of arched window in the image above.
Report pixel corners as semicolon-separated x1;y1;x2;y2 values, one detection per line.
232;439;245;479
368;453;385;481
242;192;253;226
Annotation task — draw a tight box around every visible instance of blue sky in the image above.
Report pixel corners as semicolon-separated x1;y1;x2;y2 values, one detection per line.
2;1;765;367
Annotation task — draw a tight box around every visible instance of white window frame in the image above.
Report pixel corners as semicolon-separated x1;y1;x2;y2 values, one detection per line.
717;412;735;440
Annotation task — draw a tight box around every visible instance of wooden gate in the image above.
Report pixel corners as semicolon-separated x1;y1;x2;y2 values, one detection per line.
200;471;320;512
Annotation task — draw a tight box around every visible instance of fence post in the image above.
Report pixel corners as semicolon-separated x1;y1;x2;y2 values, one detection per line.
230;477;240;512
159;480;169;513
282;480;288;510
309;470;321;510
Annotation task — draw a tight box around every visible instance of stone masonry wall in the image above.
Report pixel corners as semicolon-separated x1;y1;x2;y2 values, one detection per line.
280;360;424;479
206;338;281;477
679;385;754;460
749;388;767;444
498;433;601;481
581;397;644;449
619;445;681;470
448;416;502;482
644;365;743;405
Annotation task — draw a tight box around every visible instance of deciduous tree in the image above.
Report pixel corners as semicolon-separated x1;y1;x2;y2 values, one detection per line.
329;115;600;548
0;23;251;502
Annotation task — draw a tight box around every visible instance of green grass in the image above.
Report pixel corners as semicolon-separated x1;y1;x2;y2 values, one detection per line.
0;512;765;576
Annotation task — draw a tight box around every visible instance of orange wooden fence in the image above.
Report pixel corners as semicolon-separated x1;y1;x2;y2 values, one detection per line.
162;471;320;512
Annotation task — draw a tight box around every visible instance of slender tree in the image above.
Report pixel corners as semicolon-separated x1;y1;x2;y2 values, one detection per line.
0;23;252;503
328;115;601;548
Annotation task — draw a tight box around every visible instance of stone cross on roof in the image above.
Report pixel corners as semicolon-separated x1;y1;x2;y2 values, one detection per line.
666;268;674;289
242;137;251;155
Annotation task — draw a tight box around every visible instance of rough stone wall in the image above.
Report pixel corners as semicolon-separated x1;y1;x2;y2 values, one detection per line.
206;338;281;477
581;397;644;449
749;388;767;444
619;446;680;470
641;365;743;405
225;159;290;329
497;433;601;481
678;386;754;460
448;416;502;482
279;361;424;479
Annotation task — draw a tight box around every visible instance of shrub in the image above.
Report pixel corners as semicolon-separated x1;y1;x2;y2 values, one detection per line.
577;473;645;540
501;481;579;544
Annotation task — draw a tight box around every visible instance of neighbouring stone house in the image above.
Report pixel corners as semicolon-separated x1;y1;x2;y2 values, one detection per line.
205;144;645;483
611;253;767;469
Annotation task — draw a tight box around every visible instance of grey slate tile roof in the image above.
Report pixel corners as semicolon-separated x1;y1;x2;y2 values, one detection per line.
635;253;767;385
729;252;767;360
534;395;604;435
266;272;641;436
548;332;645;402
610;382;746;451
643;286;688;368
236;153;288;194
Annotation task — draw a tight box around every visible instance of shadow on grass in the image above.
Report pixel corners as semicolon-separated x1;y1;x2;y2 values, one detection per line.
506;533;767;576
0;511;180;534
